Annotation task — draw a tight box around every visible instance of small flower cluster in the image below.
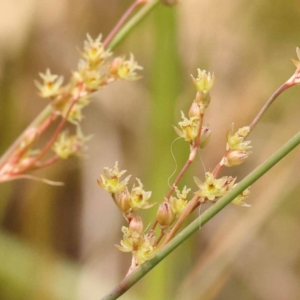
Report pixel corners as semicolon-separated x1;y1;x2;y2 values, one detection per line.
96;67;254;274
34;34;142;160
52;129;90;159
97;162;156;267
174;69;214;147
174;113;211;147
116;218;156;265
170;186;190;217
221;124;252;167
34;69;64;99
194;172;235;201
191;68;215;112
194;172;251;207
174;111;200;143
97;162;154;214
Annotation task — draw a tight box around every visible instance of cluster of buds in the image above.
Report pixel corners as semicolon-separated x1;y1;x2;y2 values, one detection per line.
221;124;252;167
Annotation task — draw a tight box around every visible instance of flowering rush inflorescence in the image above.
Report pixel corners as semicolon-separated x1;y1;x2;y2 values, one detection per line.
0;34;142;183
97;65;262;273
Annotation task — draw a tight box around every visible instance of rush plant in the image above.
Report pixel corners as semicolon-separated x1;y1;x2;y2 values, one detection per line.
1;1;300;300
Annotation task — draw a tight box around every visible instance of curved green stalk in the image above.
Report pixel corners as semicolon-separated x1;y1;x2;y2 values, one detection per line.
101;130;300;300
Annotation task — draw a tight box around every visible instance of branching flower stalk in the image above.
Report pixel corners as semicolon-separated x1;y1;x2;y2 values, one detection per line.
1;0;298;296
102;129;300;300
212;52;300;178
0;0;154;184
162;51;300;246
97;48;300;278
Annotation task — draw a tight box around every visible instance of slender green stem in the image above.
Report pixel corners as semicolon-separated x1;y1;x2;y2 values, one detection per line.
107;0;160;51
102;130;300;300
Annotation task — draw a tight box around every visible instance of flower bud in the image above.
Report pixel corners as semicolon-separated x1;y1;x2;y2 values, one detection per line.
156;202;175;229
188;101;201;118
116;191;131;212
222;150;250;167
199;126;211;148
129;215;144;235
195;90;211;107
109;57;122;76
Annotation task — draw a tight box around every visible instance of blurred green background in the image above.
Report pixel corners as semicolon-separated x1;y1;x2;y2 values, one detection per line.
0;0;300;299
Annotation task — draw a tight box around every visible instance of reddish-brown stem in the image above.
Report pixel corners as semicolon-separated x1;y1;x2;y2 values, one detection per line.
212;72;299;180
10;84;84;176
160;195;200;247
249;83;289;131
0;174;63;185
150;220;158;232
165;159;193;199
103;0;145;48
5;112;57;168
212;162;223;178
167;113;204;200
37;111;58;136
249;69;299;131
155;229;166;246
151;114;204;233
32;155;60;170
